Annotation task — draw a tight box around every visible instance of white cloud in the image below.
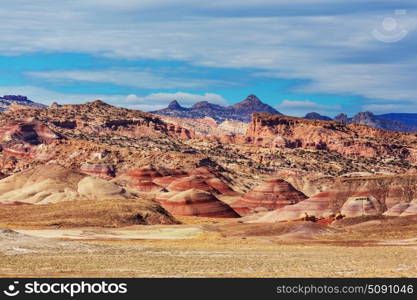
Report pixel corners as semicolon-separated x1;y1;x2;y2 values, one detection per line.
27;70;232;90
277;99;341;116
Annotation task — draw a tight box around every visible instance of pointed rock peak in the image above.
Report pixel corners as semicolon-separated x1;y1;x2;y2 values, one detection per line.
244;94;262;103
167;100;183;110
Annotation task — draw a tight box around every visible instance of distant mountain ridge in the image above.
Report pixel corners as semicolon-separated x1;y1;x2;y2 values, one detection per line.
151;94;281;122
0;95;46;111
304;111;417;133
377;113;417;127
304;112;332;121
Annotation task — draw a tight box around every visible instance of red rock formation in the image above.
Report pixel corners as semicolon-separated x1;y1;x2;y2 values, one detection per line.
153;175;186;187
242;113;417;163
167;175;217;193
187;167;216;178
384;201;417;217
251;191;336;223
231;179;307;216
159;188;239;218
0;120;61;157
126;167;162;181
80;163;115;178
340;193;383;217
204;177;239;196
133;181;164;192
251;174;417;222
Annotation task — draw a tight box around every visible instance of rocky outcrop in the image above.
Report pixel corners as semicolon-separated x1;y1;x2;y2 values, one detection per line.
159;188;239;218
340;194;383;217
0;120;61;157
383;201;417;217
80;163;115;178
275;170;335;197
243;113;417;164
158;115;248;137
231;179;307;216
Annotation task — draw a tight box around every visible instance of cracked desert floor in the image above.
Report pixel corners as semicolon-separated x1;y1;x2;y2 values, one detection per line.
2;216;417;278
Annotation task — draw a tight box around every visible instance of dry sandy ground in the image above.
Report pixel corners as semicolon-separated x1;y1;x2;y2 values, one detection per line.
2;217;417;277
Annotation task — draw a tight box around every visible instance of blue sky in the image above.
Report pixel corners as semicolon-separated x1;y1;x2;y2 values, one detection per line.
0;0;416;117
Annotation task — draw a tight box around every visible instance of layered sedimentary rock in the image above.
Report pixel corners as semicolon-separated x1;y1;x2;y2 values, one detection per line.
80;163;115;178
133;181;164;192
166;172;237;196
251;174;417;222
0;165;129;204
167;176;218;193
340;194;383;217
159;188;239;218
153;176;184;187
383;201;417;217
126;167;162;181
0;120;61;157
231;179;307;216
0;165;177;224
249;191;336;223
275;170;335;197
204;177;239;196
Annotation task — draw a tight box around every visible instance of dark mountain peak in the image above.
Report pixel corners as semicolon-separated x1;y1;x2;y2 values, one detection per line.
304;112;332;121
244;94;262;104
334;113;349;123
191;101;222;110
230;94;281;114
167;100;184;110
